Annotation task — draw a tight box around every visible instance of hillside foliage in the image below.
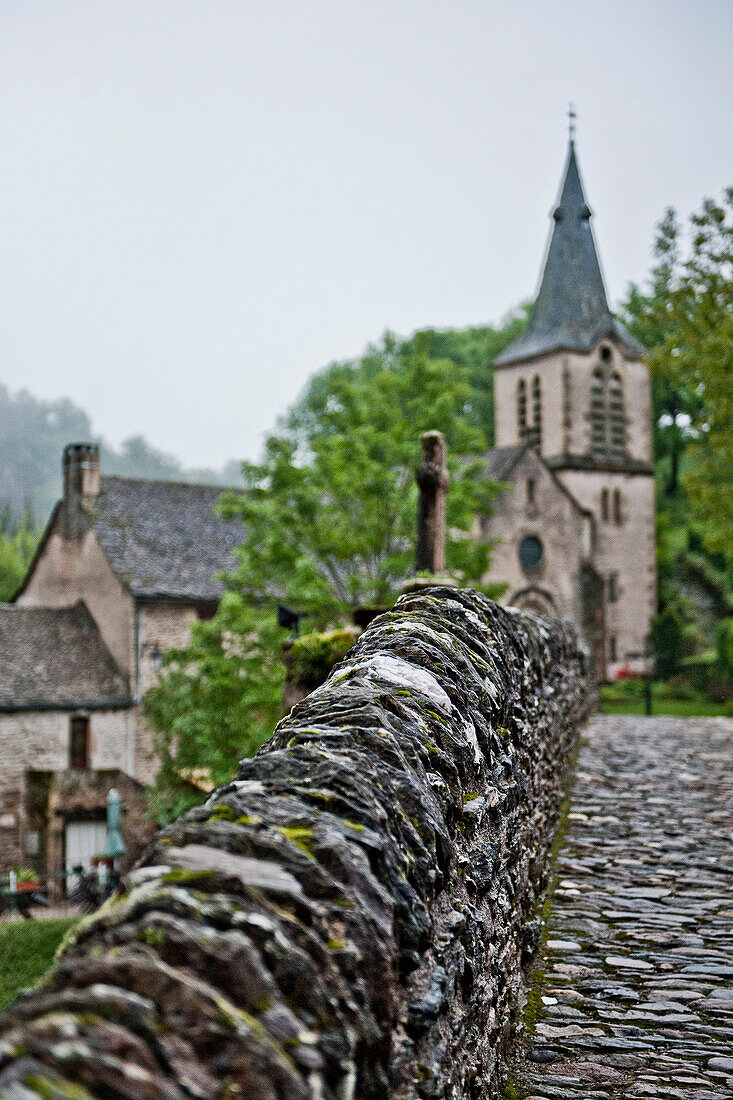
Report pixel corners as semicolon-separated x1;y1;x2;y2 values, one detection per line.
620;187;733;687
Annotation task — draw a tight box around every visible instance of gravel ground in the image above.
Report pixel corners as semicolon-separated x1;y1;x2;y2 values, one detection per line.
509;715;733;1099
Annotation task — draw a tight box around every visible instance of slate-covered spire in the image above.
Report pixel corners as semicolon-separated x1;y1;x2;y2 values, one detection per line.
494;141;644;366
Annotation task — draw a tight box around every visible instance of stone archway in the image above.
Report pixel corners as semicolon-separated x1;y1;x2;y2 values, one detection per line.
508;586;557;618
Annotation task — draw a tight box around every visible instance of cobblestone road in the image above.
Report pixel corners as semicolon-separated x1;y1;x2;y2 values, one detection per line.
509;715;733;1099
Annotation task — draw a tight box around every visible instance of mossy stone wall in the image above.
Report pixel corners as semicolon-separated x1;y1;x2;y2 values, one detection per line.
0;588;592;1099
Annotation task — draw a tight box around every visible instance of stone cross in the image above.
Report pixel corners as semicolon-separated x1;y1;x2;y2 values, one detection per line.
415;430;449;574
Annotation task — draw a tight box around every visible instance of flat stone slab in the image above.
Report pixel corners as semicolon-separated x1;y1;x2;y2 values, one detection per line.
509;714;733;1098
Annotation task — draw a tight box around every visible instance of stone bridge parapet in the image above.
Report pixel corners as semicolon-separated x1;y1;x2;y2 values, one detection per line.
0;588;593;1099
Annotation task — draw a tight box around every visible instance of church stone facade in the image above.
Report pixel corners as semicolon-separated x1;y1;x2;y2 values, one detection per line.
480;140;657;679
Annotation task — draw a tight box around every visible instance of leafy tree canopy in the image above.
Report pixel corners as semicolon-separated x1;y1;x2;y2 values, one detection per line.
621;189;733;554
218;336;504;626
145;598;284;824
0;386;240;526
0;505;41;602
146;332;516;819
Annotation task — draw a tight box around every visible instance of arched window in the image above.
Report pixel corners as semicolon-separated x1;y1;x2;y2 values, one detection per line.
608;371;625;460
529;375;542;451
589;361;626;462
612;488;622;525
601;488;609;522
527;478;536;506
590;368;606;459
517;378;527;440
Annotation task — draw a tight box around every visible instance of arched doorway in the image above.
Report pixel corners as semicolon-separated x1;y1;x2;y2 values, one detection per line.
508;586;557;618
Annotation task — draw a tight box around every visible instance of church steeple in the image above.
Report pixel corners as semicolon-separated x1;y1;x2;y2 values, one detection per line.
494;140;644;367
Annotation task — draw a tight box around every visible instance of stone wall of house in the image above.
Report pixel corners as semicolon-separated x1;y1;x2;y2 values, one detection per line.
17;528;136;679
0;708;133;874
0;588;592;1100
133;602;201;786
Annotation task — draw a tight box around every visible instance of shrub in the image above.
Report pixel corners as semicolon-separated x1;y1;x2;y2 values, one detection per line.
650;603;686;680
716;618;733;678
289;628;361;691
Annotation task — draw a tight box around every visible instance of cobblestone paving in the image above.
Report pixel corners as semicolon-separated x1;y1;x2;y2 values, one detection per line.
510;715;733;1099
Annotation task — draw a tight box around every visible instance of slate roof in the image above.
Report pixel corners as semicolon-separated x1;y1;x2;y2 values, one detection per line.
483;445;592;517
88;476;242;601
0;603;130;709
494;142;645;367
483;445;528;480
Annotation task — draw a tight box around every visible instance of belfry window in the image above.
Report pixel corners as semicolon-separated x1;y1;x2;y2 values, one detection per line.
521;374;539;451
613;489;623;525
590;369;606;459
601;488;609;522
517;379;527;440
589;361;626;462
608;372;625;460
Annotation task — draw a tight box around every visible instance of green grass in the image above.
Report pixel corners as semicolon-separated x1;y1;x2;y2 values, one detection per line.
599;686;727;717
0;917;78;1010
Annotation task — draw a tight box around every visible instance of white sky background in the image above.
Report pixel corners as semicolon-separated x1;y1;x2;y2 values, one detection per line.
1;1;731;469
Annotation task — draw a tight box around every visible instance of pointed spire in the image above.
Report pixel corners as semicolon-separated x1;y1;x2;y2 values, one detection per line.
495;138;644;367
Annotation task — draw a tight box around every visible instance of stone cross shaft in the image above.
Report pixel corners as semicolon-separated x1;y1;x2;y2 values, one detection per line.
415;429;450;574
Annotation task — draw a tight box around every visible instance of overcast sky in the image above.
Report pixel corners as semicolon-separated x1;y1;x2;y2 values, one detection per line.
1;1;731;469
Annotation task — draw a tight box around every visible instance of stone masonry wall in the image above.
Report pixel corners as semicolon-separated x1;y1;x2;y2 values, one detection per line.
0;708;134;875
0;588;592;1100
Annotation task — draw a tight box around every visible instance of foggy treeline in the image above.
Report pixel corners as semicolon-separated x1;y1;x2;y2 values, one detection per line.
0;383;242;524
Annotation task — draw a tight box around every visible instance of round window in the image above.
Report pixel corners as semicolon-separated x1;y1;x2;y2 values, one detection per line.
519;536;544;571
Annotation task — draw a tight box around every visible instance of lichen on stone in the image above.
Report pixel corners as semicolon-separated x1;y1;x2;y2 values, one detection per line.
0;587;591;1100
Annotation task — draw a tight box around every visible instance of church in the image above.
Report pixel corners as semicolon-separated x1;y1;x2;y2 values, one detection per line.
480;137;657;680
0;135;656;886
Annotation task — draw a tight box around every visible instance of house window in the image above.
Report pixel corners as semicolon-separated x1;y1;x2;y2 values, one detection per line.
196;603;217;621
69;715;89;770
609;635;617;663
613;489;623;525
607;572;618;603
527;478;536;506
517;379;527;440
601;488;609;522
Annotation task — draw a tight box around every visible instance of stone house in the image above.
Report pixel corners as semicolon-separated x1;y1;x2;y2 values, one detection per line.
479;139;656;678
0;445;241;884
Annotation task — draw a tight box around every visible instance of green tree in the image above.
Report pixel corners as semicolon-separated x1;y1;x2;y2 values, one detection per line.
145;596;284;824
621;210;701;499
219;338;502;624
147;339;504;819
400;306;530;446
0;505;40;602
622;190;733;549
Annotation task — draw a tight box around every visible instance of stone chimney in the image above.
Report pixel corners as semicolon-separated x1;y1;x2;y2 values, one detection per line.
63;443;101;504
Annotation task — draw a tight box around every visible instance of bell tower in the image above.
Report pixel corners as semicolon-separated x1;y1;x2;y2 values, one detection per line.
491;133;657;676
